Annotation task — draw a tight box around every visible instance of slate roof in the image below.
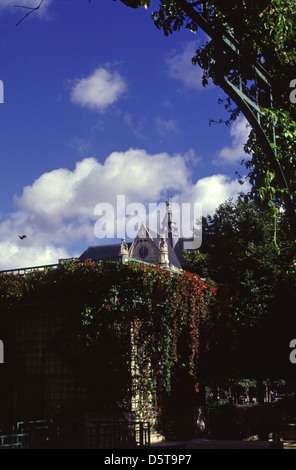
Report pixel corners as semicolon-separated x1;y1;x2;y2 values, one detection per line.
173;238;189;268
79;242;132;262
79;236;189;270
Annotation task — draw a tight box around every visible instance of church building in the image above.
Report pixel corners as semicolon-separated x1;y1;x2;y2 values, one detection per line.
79;199;190;271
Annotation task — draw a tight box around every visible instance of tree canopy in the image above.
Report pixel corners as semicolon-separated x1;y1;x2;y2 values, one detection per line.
183;197;296;379
118;0;296;236
183;198;296;324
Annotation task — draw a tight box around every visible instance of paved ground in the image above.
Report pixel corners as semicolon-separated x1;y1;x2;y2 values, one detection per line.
151;438;293;449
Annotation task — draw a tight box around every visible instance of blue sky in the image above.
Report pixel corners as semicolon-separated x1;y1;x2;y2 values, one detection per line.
0;0;251;270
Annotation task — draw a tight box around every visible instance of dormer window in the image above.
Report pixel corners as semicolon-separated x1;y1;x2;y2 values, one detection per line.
139;246;149;259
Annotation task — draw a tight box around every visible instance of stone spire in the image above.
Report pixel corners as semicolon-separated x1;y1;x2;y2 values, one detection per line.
119;238;129;263
165;198;178;248
166;199;173;247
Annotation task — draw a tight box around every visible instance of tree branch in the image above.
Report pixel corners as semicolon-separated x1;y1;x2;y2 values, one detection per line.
119;0;141;8
15;0;44;26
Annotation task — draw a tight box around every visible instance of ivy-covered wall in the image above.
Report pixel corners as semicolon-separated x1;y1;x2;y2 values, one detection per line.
0;259;236;435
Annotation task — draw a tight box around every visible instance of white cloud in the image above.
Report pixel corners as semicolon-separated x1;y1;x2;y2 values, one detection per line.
0;148;250;270
166;41;204;91
70;67;127;112
213;116;250;166
178;173;249;217
0;241;71;272
16;149;190;215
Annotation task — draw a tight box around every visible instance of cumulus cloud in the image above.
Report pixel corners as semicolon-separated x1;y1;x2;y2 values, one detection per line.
177;173;249;217
70;67;127;112
0;148;250;270
16;149;190;215
0;241;71;272
213;116;250;166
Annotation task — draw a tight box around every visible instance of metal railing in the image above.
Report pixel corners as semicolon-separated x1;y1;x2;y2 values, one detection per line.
0;257;123;276
0;263;60;276
0;419;150;449
86;421;150;449
0;433;29;449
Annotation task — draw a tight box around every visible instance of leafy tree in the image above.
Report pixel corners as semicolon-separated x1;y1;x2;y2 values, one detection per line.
117;0;296;236
183;198;296;379
183;198;296;326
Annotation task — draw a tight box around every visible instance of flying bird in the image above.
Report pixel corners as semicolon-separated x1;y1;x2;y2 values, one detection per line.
18;235;27;240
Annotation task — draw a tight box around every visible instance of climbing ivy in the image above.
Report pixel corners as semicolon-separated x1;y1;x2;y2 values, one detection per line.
0;259;235;418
